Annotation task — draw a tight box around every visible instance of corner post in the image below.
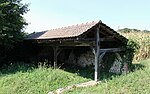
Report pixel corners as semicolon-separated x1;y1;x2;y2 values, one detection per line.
95;27;100;81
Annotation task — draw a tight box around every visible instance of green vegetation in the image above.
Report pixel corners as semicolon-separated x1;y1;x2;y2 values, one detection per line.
0;58;149;94
120;31;150;61
0;0;28;64
118;28;150;33
0;63;90;94
63;59;150;94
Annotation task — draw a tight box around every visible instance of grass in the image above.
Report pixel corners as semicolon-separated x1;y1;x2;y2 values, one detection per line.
0;63;90;94
0;59;149;94
63;58;150;94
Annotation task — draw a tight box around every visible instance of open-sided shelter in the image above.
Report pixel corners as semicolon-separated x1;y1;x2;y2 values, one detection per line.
26;21;128;81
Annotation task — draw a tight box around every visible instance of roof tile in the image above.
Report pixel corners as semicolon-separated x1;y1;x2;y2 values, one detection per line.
27;21;98;39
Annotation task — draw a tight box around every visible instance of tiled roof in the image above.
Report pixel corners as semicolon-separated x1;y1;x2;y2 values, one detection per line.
27;21;98;40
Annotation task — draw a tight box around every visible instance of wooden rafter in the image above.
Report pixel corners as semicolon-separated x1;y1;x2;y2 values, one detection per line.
100;25;124;41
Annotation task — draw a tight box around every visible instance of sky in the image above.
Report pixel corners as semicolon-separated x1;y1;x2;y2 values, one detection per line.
22;0;150;33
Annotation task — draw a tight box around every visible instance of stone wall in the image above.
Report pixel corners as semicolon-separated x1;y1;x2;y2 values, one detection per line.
66;50;123;74
109;59;122;74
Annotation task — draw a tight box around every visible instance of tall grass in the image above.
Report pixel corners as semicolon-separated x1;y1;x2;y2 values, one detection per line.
0;63;90;94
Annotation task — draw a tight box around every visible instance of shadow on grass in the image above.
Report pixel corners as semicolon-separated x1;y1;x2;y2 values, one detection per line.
62;64;94;80
61;64;117;81
131;63;145;71
0;62;35;77
0;61;145;81
61;62;145;81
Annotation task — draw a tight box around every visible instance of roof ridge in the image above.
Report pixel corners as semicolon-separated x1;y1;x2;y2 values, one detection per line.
47;21;98;32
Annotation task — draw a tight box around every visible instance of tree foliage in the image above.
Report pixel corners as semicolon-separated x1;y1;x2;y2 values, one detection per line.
0;0;28;63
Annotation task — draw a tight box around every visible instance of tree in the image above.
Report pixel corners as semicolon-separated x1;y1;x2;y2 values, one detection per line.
118;28;131;33
0;0;28;64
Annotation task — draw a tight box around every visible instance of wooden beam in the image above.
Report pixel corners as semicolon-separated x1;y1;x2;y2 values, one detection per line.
36;37;117;44
37;40;94;46
52;46;59;69
98;52;106;77
99;48;124;53
98;52;106;63
76;37;116;42
100;36;116;42
115;53;122;61
94;27;100;81
57;48;62;56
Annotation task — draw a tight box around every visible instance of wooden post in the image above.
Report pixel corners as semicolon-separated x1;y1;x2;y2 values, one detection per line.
95;27;100;81
53;46;58;69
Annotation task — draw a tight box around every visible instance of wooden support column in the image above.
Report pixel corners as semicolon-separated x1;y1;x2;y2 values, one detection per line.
53;46;59;69
94;27;100;81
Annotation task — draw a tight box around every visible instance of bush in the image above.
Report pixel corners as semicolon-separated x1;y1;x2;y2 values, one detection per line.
122;39;140;71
